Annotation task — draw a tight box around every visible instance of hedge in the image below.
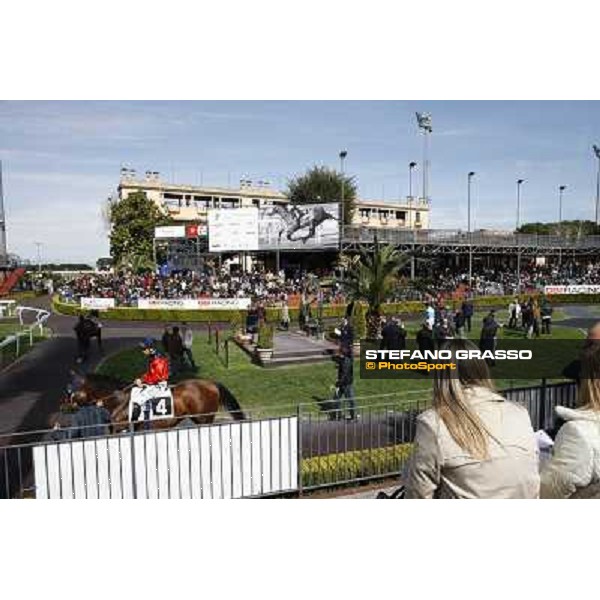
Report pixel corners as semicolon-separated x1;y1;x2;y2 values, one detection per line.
53;293;600;324
301;443;413;488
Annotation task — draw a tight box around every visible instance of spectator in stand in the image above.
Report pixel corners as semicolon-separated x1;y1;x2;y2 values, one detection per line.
181;323;197;371
461;299;474;333
404;339;540;499
541;341;600;498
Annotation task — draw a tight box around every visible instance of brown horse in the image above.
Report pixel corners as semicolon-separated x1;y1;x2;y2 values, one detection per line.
70;373;246;431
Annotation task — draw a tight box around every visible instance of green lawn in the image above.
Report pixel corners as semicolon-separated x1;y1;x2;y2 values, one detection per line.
97;309;584;416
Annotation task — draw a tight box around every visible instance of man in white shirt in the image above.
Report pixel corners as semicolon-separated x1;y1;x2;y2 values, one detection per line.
181;323;197;370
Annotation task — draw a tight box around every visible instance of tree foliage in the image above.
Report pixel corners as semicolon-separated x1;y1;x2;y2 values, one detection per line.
517;220;600;236
343;244;409;337
109;191;171;272
286;165;357;225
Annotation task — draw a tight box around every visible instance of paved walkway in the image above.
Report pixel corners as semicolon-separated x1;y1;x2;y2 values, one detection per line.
0;298;161;441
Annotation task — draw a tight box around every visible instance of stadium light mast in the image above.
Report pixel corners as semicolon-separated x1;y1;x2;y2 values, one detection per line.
0;161;7;267
516;179;525;295
339;150;347;249
416;113;432;202
558;185;566;265
593;145;600;226
467;171;476;288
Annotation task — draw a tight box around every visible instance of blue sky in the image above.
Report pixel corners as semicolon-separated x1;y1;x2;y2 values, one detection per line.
1;100;600;263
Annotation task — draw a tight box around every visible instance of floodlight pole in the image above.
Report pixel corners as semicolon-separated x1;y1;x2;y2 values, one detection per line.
339;150;347;251
516;179;525;295
467;172;475;289
594;145;600;226
558;185;566;265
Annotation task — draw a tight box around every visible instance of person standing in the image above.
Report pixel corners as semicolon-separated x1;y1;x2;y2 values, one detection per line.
416;321;435;354
181;322;197;370
281;297;290;331
168;326;185;376
461;299;474;333
161;325;172;354
74;315;91;364
453;309;465;339
480;310;501;366
540;298;553;335
333;347;356;421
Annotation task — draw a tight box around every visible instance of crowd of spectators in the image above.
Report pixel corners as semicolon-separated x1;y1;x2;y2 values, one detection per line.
56;258;600;309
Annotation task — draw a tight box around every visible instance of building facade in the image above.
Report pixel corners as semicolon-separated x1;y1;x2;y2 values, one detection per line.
117;169;431;231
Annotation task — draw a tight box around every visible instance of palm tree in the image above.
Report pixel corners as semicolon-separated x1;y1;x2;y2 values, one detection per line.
343;242;410;338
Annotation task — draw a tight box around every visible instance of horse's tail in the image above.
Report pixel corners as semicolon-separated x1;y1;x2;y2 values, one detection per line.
216;383;246;421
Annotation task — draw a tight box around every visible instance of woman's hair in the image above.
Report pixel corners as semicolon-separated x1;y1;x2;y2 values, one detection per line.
432;339;495;459
579;341;600;411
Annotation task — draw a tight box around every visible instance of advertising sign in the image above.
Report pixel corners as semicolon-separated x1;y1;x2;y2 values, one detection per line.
208;208;259;252
80;297;116;310
136;298;251;310
155;226;186;239
208;203;340;252
258;202;340;250
544;285;600;295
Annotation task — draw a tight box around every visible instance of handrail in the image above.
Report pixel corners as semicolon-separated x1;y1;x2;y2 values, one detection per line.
0;305;51;366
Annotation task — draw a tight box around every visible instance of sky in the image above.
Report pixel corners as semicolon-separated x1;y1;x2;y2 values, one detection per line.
1;100;600;264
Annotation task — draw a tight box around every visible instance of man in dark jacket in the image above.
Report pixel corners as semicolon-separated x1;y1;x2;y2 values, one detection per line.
380;316;406;351
333;347;356;421
541;299;553;334
168;326;185;375
480;310;501;365
416;321;435;353
339;317;354;354
461;299;474;333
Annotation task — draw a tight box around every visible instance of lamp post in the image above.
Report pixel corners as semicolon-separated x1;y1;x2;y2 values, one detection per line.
467;171;476;288
558;185;566;265
593;145;600;226
339;150;347;249
416;113;432;202
34;242;42;274
408;161;417;198
516;179;525;294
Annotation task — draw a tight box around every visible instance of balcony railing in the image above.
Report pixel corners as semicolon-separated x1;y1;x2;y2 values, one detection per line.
342;226;600;248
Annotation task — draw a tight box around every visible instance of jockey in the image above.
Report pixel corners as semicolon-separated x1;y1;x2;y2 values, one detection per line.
130;338;170;421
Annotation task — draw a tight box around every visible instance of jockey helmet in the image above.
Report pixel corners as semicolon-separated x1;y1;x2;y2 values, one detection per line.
139;338;156;352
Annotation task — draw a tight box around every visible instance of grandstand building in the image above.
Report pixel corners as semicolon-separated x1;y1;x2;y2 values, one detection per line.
117;168;431;231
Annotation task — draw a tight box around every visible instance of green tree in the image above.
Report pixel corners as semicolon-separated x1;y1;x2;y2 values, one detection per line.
517;220;600;236
343;243;409;338
286;165;357;225
109;191;171;271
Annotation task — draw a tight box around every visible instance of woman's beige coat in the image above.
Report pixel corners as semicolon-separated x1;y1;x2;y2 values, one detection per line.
404;386;540;499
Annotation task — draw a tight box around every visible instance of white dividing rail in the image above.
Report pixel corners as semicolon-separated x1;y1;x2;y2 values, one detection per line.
0;305;50;367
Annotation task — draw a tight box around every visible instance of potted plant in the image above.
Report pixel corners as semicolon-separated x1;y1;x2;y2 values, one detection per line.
255;322;274;362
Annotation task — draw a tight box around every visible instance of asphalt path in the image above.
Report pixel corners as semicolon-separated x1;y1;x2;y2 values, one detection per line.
0;297;165;442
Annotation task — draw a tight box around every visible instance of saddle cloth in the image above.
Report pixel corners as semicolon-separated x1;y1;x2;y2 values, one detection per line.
129;383;174;422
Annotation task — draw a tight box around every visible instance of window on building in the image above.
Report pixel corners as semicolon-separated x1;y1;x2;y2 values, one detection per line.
415;211;421;223
395;211;406;221
252;199;260;207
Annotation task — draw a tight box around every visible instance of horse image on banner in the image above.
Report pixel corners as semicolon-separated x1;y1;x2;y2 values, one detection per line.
260;202;340;249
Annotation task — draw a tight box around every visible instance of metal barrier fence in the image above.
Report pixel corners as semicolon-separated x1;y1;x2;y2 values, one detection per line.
0;380;579;499
0;305;50;369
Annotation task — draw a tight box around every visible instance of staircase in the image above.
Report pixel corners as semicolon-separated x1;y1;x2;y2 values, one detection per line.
0;267;25;296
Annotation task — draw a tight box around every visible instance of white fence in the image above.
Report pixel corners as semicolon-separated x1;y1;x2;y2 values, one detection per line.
0;305;50;367
33;417;299;499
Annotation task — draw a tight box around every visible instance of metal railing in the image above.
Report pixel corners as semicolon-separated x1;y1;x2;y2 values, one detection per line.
0;306;50;369
0;380;578;499
343;226;600;249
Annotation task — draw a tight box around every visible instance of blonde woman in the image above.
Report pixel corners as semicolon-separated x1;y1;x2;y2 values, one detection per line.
404;339;539;499
540;341;600;499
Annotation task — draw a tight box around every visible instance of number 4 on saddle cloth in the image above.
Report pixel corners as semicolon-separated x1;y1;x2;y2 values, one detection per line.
129;383;175;422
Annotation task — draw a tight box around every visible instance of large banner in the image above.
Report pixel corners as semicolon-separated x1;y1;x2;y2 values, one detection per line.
259;202;340;250
80;297;115;310
544;285;600;295
155;226;186;239
208;208;258;252
208;203;340;252
137;297;251;310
